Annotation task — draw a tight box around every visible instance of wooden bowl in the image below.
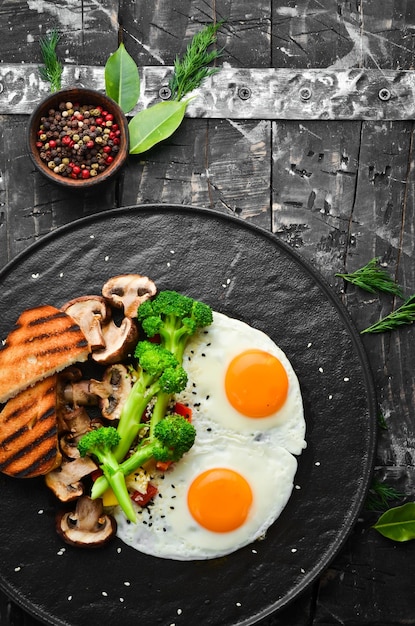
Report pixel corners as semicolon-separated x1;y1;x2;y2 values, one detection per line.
27;88;129;189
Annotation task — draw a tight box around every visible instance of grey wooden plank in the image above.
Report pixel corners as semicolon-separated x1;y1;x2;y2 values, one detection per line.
272;0;415;70
0;0;119;66
2;64;415;120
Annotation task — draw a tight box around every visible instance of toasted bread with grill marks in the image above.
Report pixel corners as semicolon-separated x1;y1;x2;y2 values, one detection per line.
0;305;90;404
0;375;61;478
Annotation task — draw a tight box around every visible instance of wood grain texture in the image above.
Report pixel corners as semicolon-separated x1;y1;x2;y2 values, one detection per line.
4;64;415;121
1;0;415;625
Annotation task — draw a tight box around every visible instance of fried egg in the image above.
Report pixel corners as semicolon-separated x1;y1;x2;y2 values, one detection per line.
114;310;305;560
115;436;297;560
177;311;306;455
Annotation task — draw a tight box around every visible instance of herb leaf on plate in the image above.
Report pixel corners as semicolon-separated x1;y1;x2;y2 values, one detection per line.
373;502;415;541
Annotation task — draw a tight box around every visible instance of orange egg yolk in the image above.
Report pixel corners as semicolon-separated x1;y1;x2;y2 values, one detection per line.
225;349;289;417
187;468;253;533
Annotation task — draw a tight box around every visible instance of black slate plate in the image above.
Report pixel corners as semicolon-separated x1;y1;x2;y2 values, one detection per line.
0;205;376;626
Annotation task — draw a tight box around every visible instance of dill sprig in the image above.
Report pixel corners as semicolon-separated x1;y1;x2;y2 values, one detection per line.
39;30;63;92
361;294;415;334
336;257;403;297
169;21;223;101
365;478;404;512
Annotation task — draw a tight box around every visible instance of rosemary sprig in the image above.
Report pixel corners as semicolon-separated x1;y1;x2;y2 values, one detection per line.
169;21;223;101
365;478;403;512
361;294;415;334
39;30;63;92
336;257;403;297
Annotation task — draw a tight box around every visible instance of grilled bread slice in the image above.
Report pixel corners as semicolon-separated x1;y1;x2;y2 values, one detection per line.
0;304;90;404
0;375;61;478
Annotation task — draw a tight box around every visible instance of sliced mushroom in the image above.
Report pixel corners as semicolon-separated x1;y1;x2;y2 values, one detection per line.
92;316;139;365
45;456;98;502
56;496;116;548
102;274;157;318
61;296;111;351
59;406;102;459
90;364;133;421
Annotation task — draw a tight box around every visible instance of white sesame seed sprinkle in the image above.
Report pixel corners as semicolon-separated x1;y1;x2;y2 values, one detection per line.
31;273;40;279
117;547;122;554
307;342;312;348
104;255;110;262
315;461;321;466
301;568;305;573
59;272;64;278
318;367;324;373
344;377;350;382
291;548;297;553
236;602;242;607
89;235;95;239
252;549;257;554
328;394;333;400
123;581;131;586
295;484;301;490
14;566;21;572
177;608;182;615
37;509;44;514
67;596;72;601
102;591;108;597
120;598;124;603
57;548;66;556
167;262;171;267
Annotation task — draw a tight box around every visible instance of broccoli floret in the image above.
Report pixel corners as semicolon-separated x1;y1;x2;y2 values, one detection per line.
114;341;188;461
78;427;137;523
91;415;196;500
137;290;213;362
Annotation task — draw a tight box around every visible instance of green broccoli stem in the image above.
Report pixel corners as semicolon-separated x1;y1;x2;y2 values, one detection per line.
114;374;161;461
101;463;137;523
149;391;171;439
91;439;157;500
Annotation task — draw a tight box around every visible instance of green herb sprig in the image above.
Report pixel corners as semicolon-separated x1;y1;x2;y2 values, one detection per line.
104;21;223;155
361;294;415;334
336;257;403;297
39;30;63;92
365;478;403;512
169;21;223;101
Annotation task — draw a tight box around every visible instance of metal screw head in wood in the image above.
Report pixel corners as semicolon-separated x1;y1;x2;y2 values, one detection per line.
299;87;312;100
378;88;391;101
159;86;172;100
238;87;251;100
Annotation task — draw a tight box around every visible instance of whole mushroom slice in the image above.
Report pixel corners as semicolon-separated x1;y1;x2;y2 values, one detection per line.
90;364;133;421
92;317;139;365
61;296;111;351
56;496;116;548
45;456;98;502
102;274;157;318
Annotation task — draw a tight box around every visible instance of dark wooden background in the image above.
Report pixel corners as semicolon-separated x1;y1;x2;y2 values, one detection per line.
1;0;415;624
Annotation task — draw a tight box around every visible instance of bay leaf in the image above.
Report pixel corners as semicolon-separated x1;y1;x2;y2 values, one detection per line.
373;502;415;541
105;43;140;114
128;100;189;155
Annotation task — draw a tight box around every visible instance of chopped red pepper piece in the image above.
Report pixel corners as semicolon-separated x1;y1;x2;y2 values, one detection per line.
131;483;158;507
174;402;192;422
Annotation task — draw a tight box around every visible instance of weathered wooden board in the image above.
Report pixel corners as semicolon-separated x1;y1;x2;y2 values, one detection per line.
1;1;415;625
2;64;415;120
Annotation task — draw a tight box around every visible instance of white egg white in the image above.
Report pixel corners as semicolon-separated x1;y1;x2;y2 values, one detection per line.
115;310;305;560
115;436;297;560
177;311;306;455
